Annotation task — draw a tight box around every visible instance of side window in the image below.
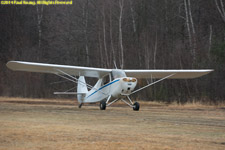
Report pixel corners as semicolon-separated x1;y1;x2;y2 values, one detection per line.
101;74;110;86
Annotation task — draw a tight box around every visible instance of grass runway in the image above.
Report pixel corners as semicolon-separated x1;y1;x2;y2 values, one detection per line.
0;97;225;150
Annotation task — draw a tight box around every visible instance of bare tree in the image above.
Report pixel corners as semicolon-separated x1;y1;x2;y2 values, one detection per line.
208;25;213;59
184;0;196;66
36;5;43;50
102;3;109;68
129;0;136;33
215;0;225;22
188;0;196;64
153;31;158;69
119;0;124;69
144;34;150;69
184;0;192;53
109;4;116;67
83;0;90;66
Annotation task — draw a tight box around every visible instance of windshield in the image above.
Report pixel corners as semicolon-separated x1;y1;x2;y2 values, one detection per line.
112;69;127;79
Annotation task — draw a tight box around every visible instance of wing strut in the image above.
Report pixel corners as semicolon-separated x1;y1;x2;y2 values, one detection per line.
55;69;109;96
55;69;94;89
130;73;175;95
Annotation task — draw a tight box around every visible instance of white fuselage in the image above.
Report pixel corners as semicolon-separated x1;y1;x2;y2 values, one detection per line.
84;77;137;103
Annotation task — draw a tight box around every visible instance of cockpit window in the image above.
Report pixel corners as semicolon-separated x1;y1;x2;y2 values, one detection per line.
102;74;110;86
112;69;127;79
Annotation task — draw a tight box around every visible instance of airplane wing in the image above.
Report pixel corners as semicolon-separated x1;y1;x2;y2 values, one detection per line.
6;61;111;78
124;69;213;79
7;61;213;79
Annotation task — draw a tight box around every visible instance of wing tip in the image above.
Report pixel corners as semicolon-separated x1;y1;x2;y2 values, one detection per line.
6;61;16;70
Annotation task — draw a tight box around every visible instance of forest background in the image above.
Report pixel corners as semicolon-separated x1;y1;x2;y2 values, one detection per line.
0;0;225;104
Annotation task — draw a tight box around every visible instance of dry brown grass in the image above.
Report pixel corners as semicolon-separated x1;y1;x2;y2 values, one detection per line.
0;97;225;150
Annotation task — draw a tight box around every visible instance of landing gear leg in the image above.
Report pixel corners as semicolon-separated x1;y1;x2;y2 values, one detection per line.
127;96;140;111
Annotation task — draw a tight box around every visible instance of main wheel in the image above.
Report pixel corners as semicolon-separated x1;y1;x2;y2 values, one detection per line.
78;103;83;108
133;102;140;111
100;101;106;110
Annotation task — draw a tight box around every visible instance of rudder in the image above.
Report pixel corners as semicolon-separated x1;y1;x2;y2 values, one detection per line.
77;76;88;103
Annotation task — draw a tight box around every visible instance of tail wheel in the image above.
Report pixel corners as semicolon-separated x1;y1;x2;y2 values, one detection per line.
133;102;140;111
100;101;106;110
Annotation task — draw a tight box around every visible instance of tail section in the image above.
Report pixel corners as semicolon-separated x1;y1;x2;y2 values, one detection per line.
77;76;88;103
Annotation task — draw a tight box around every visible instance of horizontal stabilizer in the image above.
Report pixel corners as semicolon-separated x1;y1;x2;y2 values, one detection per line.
53;92;78;95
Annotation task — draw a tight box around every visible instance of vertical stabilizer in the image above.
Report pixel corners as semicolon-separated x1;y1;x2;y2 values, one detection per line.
77;76;88;103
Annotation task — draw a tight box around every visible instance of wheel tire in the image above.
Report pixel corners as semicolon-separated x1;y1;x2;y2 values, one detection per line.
133;102;140;111
78;103;83;108
100;101;106;110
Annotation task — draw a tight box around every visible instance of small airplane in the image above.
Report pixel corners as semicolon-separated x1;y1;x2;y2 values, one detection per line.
6;61;213;111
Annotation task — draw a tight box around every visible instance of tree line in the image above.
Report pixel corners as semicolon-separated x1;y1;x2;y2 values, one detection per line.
0;0;225;104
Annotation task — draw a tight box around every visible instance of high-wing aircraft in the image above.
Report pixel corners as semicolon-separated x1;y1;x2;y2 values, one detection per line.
6;61;213;111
